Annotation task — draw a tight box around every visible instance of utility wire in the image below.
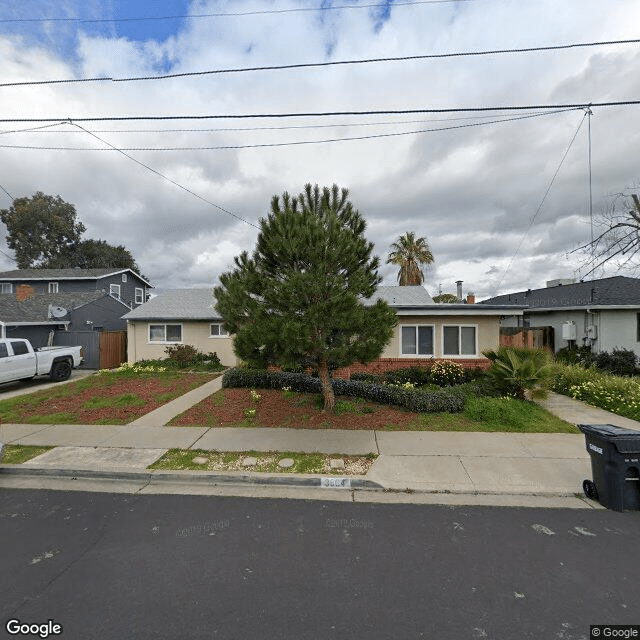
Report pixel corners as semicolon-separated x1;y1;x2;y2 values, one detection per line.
2;39;639;87
0;183;14;200
0;1;477;24
491;110;589;295
1;112;553;135
0;109;580;151
68;122;259;229
2;100;640;123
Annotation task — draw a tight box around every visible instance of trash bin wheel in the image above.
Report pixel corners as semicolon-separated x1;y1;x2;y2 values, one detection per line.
583;479;599;500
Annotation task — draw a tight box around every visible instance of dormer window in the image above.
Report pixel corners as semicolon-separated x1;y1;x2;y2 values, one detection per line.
48;282;59;293
110;284;121;298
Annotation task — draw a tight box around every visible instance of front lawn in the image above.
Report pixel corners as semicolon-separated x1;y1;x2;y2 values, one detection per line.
0;368;219;425
170;387;577;433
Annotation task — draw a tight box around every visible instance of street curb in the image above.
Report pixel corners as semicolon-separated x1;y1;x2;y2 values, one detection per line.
0;464;384;490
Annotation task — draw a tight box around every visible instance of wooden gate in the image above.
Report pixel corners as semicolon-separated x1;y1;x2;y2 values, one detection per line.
499;326;554;351
99;331;127;369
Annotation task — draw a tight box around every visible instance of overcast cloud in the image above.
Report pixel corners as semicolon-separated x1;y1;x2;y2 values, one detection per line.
1;0;640;299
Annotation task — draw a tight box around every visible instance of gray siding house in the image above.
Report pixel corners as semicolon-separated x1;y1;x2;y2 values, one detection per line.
481;276;640;355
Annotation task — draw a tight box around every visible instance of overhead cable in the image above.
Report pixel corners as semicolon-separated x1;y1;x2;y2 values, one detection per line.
0;1;477;24
1;100;638;122
68;122;259;229
0;109;580;151
2;39;639;87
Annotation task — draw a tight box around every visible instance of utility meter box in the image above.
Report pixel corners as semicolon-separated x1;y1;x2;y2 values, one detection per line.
561;321;577;341
586;324;597;339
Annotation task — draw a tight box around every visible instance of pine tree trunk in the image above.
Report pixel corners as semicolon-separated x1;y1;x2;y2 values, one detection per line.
317;357;335;412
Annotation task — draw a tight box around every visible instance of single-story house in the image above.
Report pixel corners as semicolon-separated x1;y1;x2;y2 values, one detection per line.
124;285;523;373
123;289;237;366
480;276;640;355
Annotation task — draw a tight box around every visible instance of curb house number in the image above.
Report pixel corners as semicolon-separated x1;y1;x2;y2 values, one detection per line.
320;477;351;489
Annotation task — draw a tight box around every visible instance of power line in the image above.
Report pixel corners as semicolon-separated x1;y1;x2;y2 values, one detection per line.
0;112;555;135
1;100;640;123
0;109;580;151
0;183;14;200
0;1;477;24
3;39;639;87
68;122;259;229
491;110;589;295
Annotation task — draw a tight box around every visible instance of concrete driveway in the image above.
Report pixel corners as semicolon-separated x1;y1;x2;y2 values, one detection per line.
0;368;97;400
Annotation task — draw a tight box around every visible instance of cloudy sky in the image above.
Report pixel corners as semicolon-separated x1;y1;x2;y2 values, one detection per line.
1;0;639;299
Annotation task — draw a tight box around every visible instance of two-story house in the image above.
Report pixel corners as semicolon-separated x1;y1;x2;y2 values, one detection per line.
0;268;153;367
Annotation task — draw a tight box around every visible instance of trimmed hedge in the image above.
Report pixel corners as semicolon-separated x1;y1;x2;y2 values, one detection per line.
222;368;464;413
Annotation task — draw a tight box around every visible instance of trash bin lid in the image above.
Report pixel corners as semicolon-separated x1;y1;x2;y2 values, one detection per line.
578;424;640;453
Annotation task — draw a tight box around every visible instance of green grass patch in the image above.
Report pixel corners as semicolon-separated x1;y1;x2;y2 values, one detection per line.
1;445;53;464
148;449;362;474
26;412;77;424
83;393;146;410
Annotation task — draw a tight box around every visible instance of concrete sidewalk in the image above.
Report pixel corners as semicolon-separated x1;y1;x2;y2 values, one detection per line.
1;382;639;507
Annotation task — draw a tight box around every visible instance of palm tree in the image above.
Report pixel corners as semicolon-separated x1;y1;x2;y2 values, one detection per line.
386;232;434;285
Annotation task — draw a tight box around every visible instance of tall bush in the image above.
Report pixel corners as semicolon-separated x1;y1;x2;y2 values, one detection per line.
483;347;552;400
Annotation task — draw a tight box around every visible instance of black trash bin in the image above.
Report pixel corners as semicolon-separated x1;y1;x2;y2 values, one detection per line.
578;424;640;511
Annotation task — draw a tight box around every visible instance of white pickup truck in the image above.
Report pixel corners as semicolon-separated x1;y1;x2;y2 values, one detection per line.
0;338;83;385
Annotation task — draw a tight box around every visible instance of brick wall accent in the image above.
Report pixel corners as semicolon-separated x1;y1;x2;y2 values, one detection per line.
333;358;492;380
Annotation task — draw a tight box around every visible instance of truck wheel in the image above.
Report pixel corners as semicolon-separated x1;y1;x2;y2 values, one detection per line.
50;360;72;382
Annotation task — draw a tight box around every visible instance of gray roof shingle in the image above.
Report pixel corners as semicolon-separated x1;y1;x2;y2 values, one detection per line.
480;276;640;308
0;267;151;286
123;289;220;320
0;292;117;323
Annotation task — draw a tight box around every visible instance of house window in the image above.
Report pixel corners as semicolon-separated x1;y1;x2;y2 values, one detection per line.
48;282;59;293
135;288;144;304
210;323;229;337
110;284;121;298
122;274;127;282
401;325;434;356
149;324;182;343
0;283;12;294
443;325;477;356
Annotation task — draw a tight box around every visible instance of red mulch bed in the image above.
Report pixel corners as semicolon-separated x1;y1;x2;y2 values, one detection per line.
14;374;216;424
171;387;419;430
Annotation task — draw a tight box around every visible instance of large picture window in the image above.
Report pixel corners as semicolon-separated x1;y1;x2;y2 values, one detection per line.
149;324;182;343
443;325;477;356
401;325;434;356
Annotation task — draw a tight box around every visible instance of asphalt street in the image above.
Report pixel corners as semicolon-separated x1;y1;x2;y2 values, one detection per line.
1;489;639;640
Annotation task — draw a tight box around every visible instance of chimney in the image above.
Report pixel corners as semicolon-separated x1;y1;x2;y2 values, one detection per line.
456;280;463;301
466;293;475;304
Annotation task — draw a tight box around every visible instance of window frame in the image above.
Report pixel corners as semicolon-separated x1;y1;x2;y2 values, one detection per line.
48;282;59;293
209;323;229;338
399;324;435;357
135;288;144;304
110;283;121;298
0;283;12;294
442;324;478;357
148;323;183;344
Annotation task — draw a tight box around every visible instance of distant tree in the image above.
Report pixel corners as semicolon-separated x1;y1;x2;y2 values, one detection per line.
386;231;434;285
0;192;143;274
575;192;640;276
0;192;85;269
214;183;397;411
432;293;459;303
54;239;142;273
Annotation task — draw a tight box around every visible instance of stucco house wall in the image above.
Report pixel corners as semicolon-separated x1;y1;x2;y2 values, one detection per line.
126;320;238;367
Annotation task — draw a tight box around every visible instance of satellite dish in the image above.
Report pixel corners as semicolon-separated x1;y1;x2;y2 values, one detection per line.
50;305;68;318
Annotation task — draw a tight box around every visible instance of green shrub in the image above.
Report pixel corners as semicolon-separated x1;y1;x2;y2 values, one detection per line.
383;366;432;386
555;345;595;367
594;348;638;376
483;347;552;400
165;344;200;368
222;368;464;413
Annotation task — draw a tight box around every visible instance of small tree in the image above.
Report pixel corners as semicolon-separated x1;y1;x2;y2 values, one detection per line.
214;183;397;411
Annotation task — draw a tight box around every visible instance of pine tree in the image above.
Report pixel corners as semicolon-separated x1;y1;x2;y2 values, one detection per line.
214;183;397;411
